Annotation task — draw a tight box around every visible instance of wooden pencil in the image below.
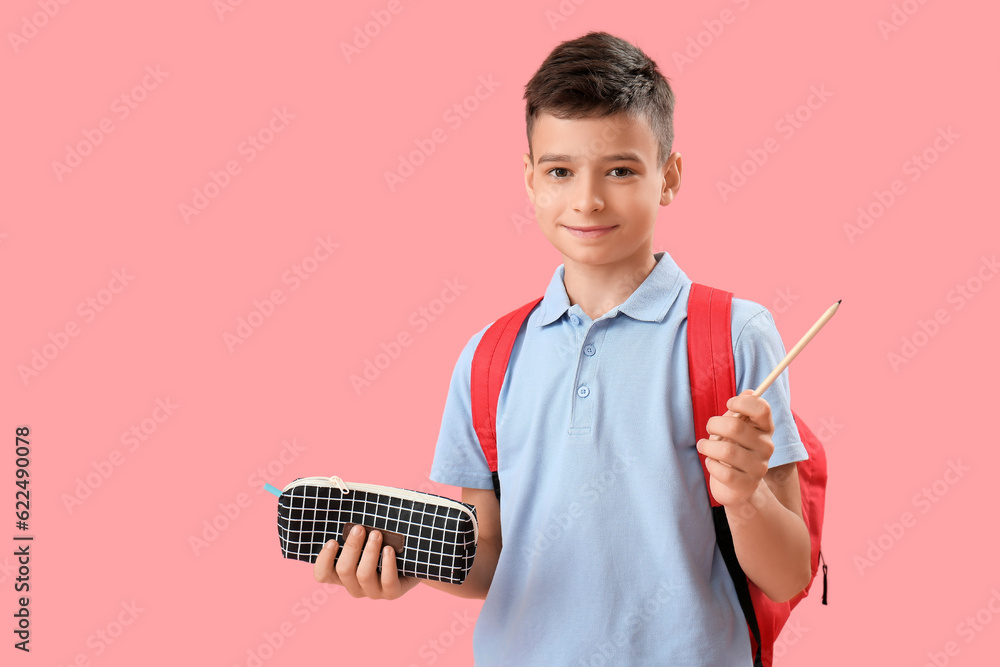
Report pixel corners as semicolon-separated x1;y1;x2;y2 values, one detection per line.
752;299;841;399
712;299;841;433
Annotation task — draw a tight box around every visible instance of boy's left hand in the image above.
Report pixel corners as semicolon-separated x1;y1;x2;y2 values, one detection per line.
697;389;775;508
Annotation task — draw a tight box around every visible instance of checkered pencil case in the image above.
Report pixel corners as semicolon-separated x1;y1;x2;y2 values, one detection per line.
273;476;478;584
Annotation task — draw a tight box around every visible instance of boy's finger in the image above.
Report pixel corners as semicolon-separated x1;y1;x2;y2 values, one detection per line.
726;393;773;432
356;529;384;597
335;524;367;597
705;455;744;488
706;414;753;443
380;546;403;596
313;539;343;585
698;439;752;474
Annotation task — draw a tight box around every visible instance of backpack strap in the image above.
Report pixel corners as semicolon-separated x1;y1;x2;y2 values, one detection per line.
686;283;737;508
687;282;764;667
470;297;543;502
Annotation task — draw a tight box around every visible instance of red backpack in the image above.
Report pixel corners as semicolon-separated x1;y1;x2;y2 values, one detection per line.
470;282;827;667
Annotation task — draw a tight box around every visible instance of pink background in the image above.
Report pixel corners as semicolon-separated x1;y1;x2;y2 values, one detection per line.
4;0;998;665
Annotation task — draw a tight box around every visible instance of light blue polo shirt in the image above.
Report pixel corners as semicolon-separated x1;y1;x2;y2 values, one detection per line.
429;250;808;666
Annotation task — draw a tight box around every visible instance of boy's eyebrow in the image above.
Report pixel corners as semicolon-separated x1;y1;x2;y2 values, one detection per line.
536;151;645;165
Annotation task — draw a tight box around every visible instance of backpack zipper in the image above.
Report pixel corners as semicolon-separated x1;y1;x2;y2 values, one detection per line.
282;476;479;544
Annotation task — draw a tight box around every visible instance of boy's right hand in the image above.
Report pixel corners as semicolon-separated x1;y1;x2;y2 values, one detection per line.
313;524;420;600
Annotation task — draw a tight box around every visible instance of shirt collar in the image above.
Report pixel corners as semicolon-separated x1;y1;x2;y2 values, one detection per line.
535;250;688;327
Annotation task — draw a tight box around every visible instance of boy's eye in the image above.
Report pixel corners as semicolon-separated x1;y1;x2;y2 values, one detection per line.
546;167;635;179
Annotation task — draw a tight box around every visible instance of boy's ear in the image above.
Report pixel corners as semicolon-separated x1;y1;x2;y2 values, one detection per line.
660;151;682;206
522;152;535;205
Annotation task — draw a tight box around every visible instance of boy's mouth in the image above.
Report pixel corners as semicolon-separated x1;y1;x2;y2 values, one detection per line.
564;225;617;238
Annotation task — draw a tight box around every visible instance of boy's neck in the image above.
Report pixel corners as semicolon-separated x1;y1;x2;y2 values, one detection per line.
562;248;658;321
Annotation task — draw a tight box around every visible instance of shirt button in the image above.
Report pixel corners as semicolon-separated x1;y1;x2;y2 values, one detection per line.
577;385;590;398
570;314;580;325
584;344;596;356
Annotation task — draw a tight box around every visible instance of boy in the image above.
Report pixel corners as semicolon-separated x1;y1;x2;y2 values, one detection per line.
314;30;811;665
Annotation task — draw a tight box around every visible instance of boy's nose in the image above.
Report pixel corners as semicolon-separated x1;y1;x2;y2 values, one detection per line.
570;175;604;213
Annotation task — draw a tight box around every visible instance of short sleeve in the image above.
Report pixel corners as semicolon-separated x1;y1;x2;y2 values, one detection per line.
730;299;808;468
428;323;496;490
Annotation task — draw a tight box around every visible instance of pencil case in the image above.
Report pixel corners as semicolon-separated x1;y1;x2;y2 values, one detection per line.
274;475;478;584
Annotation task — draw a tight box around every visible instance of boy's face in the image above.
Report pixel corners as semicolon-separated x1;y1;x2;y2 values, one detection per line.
523;111;681;269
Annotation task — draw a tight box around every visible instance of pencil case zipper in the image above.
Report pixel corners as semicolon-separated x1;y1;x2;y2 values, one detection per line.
281;475;479;544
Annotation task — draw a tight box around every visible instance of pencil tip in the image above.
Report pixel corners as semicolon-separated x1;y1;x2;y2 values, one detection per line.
837;299;842;304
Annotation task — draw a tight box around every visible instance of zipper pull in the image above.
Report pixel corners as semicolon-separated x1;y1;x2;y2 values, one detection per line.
819;550;828;605
329;476;350;494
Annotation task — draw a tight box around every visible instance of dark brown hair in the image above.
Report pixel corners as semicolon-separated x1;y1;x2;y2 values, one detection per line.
523;31;675;168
